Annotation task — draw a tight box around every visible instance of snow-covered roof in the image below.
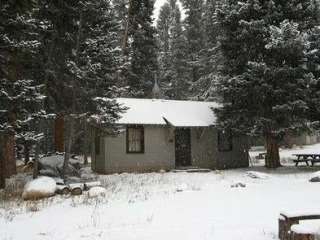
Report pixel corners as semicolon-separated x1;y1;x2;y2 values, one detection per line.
115;98;219;127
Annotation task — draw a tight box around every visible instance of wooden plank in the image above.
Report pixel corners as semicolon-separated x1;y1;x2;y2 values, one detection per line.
280;213;320;221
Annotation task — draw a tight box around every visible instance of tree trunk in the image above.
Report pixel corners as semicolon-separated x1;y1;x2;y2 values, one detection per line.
0;133;16;189
55;114;65;152
33;143;39;179
24;143;30;165
0;133;5;189
62;9;83;180
62;117;75;180
122;0;133;52
83;120;88;165
265;134;281;168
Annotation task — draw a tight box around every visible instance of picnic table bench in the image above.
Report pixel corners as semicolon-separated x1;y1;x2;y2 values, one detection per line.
292;154;320;166
279;212;320;240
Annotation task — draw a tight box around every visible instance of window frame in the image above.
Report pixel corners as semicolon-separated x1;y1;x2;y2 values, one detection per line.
126;125;145;154
217;129;233;152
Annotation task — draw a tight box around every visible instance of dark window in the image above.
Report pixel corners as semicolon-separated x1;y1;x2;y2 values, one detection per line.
218;130;233;152
95;135;100;155
126;126;144;153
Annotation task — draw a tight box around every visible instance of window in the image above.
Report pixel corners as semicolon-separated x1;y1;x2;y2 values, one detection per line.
218;130;232;152
126;126;144;153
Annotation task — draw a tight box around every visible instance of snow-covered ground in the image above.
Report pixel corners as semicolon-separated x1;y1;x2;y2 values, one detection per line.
1;144;320;240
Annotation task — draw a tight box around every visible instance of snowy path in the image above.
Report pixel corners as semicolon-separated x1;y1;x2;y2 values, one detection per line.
1;167;320;240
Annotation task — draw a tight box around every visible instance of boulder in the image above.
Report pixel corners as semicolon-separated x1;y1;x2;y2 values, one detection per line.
309;171;320;182
88;186;107;198
22;176;56;200
38;154;81;178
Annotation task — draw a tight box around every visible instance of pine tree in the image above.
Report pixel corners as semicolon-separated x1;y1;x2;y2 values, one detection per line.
190;0;221;100
181;0;205;85
38;0;124;178
306;26;320;126
156;0;189;99
157;2;172;93
0;0;50;183
215;0;319;168
168;5;189;99
128;0;158;97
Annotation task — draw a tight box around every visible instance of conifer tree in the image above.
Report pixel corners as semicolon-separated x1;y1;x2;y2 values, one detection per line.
157;0;189;99
190;0;221;100
128;0;158;97
215;0;319;168
306;26;320;125
38;0;124;178
181;0;205;85
168;5;189;99
157;2;172;92
0;0;49;183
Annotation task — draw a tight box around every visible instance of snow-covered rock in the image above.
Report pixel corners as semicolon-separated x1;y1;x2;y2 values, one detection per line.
39;154;81;178
79;167;97;181
176;183;188;192
84;181;102;190
246;171;270;179
231;182;246;188
309;171;320;182
22;176;56;200
88;186;107;198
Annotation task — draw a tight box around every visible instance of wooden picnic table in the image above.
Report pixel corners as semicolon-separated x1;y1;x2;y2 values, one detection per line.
293;154;320;166
279;212;320;240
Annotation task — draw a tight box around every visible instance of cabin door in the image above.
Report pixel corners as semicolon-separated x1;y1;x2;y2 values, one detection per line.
175;128;191;167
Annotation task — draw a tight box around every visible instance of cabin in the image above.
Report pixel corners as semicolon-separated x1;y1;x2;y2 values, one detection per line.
91;98;249;174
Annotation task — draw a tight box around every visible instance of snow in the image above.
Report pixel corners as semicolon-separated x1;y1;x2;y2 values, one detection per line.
88;187;107;198
2;144;320;240
291;221;320;234
1;169;320;239
115;98;219;127
246;171;270;179
281;210;320;218
22;176;56;200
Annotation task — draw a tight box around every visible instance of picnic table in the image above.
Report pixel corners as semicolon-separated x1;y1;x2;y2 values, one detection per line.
293;154;320;166
279;212;320;240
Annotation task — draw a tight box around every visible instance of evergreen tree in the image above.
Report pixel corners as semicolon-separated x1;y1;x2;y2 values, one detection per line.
190;0;221;100
38;0;124;178
181;0;205;85
306;26;320;126
156;0;189;99
128;0;158;97
157;2;172;93
167;5;190;99
215;0;319;168
0;0;48;154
